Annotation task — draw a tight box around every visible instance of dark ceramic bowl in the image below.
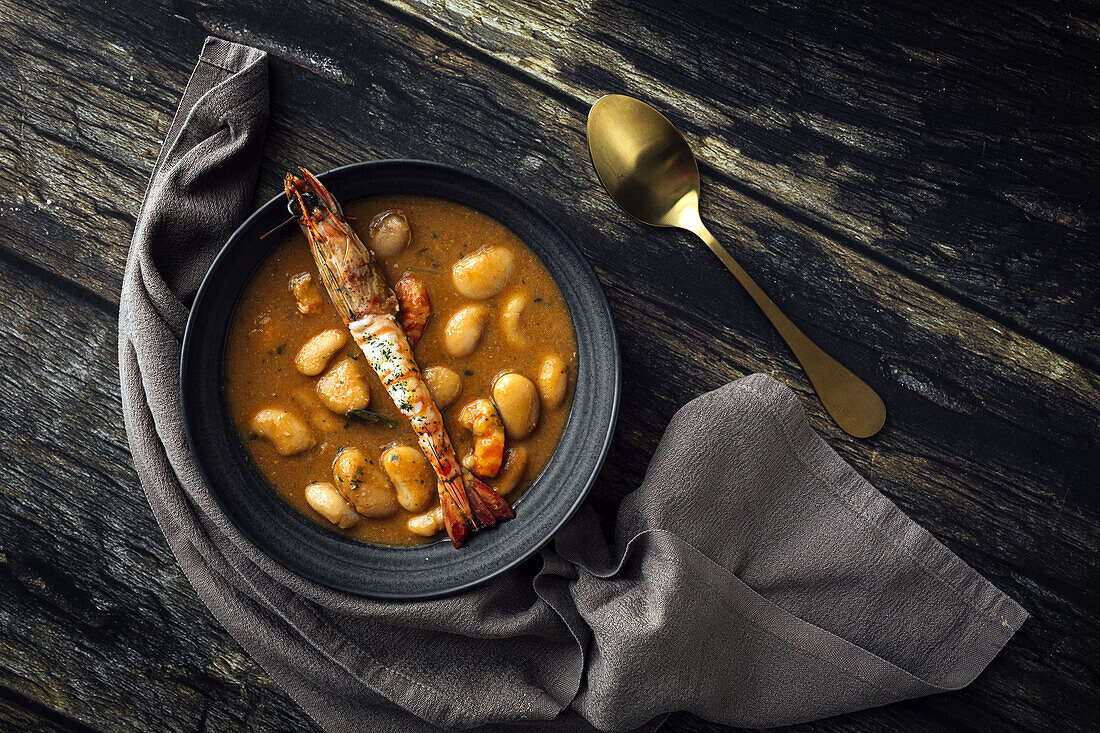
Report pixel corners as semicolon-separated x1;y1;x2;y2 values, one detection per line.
181;160;620;599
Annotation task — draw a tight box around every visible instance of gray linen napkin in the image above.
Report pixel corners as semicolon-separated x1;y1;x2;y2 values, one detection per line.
119;37;1027;732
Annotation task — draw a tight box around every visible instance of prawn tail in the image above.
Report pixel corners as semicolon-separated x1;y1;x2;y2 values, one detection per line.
440;490;469;548
465;485;498;528
463;469;516;522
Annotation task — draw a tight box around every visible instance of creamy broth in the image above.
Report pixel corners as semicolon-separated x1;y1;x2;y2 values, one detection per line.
224;196;577;545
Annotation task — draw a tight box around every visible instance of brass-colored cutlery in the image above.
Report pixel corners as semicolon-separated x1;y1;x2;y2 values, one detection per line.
587;94;886;438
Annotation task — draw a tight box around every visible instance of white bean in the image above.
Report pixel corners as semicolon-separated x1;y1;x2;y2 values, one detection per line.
304;481;360;528
451;246;515;299
369;210;411;256
249;407;316;456
332;448;398;518
536;354;569;409
500;292;528;346
316;358;371;414
294;328;347;376
492;372;540;440
443;305;489;357
407;506;444;537
493;447;528;497
381;446;435;512
422;366;462;409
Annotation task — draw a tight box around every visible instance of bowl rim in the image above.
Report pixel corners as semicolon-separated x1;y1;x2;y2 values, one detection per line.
180;159;621;598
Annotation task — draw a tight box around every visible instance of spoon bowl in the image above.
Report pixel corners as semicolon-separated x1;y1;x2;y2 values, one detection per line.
589;95;702;228
587;94;886;438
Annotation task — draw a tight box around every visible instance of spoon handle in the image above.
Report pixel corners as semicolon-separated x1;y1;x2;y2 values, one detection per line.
692;223;886;438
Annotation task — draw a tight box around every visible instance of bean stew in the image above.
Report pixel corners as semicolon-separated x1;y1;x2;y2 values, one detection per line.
224;196;577;546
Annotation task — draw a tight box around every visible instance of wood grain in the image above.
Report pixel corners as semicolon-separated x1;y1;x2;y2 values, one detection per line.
0;253;319;731
0;0;1096;731
0;687;89;733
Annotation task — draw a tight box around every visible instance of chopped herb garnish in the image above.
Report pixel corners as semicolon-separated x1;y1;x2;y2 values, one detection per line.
346;409;398;428
275;343;286;354
347;352;358;359
464;369;474;376
417;247;429;254
534;297;543;303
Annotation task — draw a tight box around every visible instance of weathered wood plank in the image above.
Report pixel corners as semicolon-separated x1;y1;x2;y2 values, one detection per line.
0;254;320;732
0;1;187;304
0;688;88;733
0;1;1096;732
378;0;1100;365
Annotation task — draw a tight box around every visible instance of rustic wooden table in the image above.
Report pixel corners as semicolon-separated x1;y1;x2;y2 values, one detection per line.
1;0;1097;730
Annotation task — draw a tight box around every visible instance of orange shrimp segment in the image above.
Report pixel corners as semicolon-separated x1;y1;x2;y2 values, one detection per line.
457;398;505;477
394;273;431;346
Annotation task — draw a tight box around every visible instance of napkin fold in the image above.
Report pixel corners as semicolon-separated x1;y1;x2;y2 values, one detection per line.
119;37;1027;732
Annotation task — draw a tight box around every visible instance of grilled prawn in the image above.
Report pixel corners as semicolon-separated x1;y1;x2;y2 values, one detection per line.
284;168;514;547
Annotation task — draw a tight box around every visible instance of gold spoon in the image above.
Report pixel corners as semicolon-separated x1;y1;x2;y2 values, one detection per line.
587;94;886;438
